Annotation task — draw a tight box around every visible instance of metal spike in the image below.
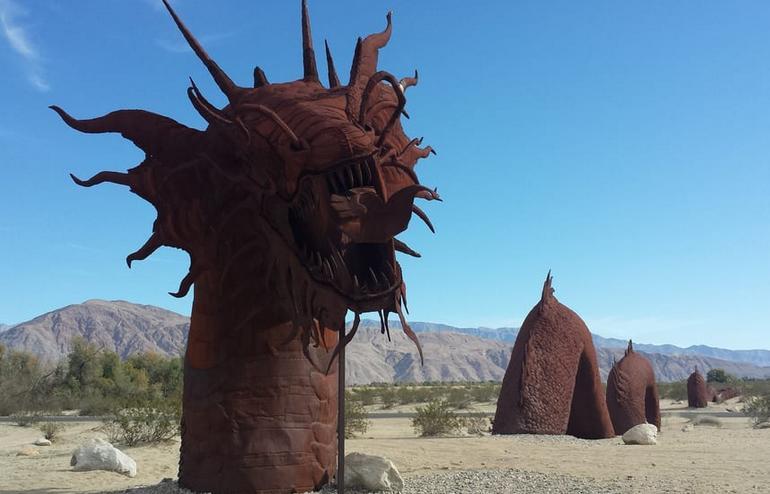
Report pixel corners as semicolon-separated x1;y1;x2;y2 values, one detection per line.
161;0;242;103
301;0;319;82
324;39;340;88
412;204;435;233
253;66;269;87
394;239;421;258
126;232;162;268
70;171;130;188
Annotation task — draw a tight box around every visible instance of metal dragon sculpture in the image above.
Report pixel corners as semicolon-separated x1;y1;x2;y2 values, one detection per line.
51;1;437;491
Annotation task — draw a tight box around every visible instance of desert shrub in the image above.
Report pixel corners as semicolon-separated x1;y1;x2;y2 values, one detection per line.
380;388;398;409
412;399;462;437
658;380;688;401
461;415;490;435
103;399;181;446
740;379;770;398
396;386;418;405
446;387;473;409
415;386;443;403
10;411;41;427
353;387;377;406
344;398;370;438
78;393;121;416
690;415;723;427
39;422;65;442
471;384;500;403
744;394;770;424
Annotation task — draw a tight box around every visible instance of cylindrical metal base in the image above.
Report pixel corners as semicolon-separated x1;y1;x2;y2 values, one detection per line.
179;322;339;494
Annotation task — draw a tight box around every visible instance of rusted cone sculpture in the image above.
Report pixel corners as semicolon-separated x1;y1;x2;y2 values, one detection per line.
493;272;615;439
52;1;437;492
688;368;710;408
605;340;661;435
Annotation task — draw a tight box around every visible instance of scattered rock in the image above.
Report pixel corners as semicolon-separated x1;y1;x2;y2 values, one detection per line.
681;424;694;432
754;421;770;429
70;438;137;477
622;423;657;445
344;452;404;492
34;438;52;446
16;447;40;457
726;407;738;413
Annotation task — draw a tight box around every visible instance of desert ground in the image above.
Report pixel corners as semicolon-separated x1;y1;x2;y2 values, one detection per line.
0;398;767;494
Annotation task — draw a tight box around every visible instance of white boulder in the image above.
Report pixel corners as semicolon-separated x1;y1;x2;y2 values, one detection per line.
344;452;404;492
34;438;52;446
70;438;137;477
622;423;658;445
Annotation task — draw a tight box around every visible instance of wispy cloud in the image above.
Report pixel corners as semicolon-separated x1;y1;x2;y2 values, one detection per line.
0;0;49;91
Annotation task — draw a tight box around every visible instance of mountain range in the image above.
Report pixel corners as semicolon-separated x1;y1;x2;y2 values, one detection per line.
408;322;770;368
1;300;769;384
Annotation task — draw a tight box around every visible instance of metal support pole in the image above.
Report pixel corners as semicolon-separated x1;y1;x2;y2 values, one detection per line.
337;325;346;493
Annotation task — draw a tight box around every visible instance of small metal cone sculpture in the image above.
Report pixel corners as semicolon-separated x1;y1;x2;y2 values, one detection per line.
493;273;615;439
51;1;437;492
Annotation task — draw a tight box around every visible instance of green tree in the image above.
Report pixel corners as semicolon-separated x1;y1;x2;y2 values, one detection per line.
66;337;103;392
707;368;737;384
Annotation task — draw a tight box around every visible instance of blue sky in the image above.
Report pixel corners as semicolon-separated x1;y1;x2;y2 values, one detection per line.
1;0;768;349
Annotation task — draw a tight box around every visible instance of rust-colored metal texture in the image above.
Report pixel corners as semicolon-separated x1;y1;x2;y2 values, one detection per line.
51;1;437;492
492;273;615;439
605;340;661;435
712;386;740;403
687;369;710;408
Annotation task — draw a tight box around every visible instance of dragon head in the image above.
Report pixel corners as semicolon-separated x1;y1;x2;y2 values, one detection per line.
51;0;437;363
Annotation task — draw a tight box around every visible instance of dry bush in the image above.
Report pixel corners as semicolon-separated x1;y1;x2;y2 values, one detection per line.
471;384;500;403
103;401;180;446
396;386;418;405
344;398;370;438
412;400;462;437
380;388;398;409
658;380;688;401
462;415;490;435
446;388;473;409
744;395;770;425
10;411;41;427
39;422;65;442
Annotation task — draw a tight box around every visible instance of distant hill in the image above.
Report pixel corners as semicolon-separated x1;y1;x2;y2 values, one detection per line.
408;322;770;368
355;320;770;384
0;323;13;334
2;301;769;383
0;300;188;361
590;335;770;368
408;322;519;342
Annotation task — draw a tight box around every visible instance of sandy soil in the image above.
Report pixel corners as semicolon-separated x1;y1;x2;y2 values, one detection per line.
0;398;766;494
